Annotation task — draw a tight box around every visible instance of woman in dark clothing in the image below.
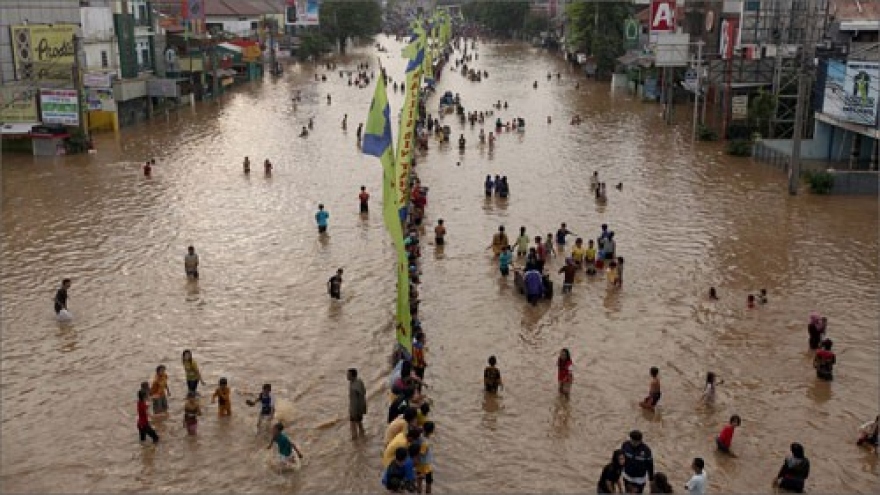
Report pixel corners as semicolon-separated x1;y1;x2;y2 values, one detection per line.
597;449;626;493
776;442;810;493
650;472;673;493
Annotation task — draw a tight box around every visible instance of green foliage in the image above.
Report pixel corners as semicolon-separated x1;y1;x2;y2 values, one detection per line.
65;128;90;154
522;12;550;38
804;170;835;194
297;31;331;60
726;139;753;157
461;1;530;37
697;124;718;141
565;2;633;78
749;88;776;138
319;0;382;53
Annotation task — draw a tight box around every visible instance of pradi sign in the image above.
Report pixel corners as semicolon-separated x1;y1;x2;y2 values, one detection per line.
650;0;676;34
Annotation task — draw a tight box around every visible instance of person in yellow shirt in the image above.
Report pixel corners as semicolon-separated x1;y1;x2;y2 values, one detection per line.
149;365;170;415
489;226;509;256
211;377;232;416
571;238;586;267
584;239;598;276
382;428;421;468
384;407;418;446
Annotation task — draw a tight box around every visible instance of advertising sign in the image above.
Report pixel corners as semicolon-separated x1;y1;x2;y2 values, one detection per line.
39;88;79;125
650;0;676;34
84;72;112;88
719;17;740;59
823;60;879;126
0;85;39;122
86;88;116;112
10;24;77;81
292;0;320;26
183;0;205;21
731;95;748;120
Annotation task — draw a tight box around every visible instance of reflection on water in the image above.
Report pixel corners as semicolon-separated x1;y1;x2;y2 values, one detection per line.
1;37;878;493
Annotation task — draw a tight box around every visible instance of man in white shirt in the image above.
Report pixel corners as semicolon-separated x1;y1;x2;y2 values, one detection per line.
685;457;707;495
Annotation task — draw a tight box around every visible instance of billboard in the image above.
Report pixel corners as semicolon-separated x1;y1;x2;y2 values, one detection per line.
287;0;320;26
823;60;879;127
719;17;739;59
1;85;39;122
10;24;77;81
183;0;205;21
86;88;116;112
650;0;676;34
39;88;79;125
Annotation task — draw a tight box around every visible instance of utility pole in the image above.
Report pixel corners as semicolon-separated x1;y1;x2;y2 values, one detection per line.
692;41;703;140
71;34;90;142
788;0;817;195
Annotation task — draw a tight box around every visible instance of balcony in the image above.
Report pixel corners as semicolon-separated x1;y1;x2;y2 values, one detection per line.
135;24;154;38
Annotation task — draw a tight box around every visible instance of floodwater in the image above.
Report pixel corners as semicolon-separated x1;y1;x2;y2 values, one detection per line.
2;38;878;493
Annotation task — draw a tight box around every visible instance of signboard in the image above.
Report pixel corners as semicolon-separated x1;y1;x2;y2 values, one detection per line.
719;17;740;59
288;0;320;26
184;0;205;21
147;79;181;98
624;18;640;50
86;88;116;112
10;24;77;81
39;88;79;125
731;95;748;120
650;0;676;34
654;33;690;67
823;60;879;126
0;85;39;122
84;72;112;88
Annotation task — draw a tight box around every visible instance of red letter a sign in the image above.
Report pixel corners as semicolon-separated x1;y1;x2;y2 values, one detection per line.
650;0;676;33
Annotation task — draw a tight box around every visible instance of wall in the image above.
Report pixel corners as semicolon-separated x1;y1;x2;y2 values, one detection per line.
81;6;118;74
829;171;879;195
116;97;148;127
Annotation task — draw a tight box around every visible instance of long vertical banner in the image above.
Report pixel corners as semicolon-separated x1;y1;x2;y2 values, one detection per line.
363;73;411;355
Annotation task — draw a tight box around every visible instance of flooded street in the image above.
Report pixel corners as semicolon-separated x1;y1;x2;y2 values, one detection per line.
2;37;878;493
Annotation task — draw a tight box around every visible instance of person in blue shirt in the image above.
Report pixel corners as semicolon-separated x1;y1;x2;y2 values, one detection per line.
315;204;329;233
498;245;512;277
382;446;416;492
484;175;494;197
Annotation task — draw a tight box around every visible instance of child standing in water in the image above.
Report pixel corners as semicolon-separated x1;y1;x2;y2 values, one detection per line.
544;233;556;259
211;377;232;416
252;383;275;431
181;350;206;395
149;365;170;416
557;349;573;397
416;422;436;494
640;367;662;410
499;245;513;277
183;391;201;435
699;372;723;405
484;356;503;393
137;390;159;444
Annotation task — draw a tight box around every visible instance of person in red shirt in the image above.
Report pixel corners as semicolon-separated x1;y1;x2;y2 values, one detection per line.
716;414;741;455
358;186;370;214
143;161;152;177
137;390;159;444
557;348;573;397
813;339;836;380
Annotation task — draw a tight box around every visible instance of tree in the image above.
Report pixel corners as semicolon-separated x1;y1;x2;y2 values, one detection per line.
319;0;382;53
461;1;530;37
565;1;633;78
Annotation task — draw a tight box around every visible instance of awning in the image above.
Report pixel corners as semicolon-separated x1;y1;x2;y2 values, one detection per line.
1;122;37;136
617;53;654;68
214;69;237;77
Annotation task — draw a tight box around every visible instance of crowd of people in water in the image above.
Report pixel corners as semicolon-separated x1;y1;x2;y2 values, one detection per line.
44;32;878;494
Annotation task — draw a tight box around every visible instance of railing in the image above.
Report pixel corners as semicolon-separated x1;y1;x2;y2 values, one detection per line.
752;141;791;172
